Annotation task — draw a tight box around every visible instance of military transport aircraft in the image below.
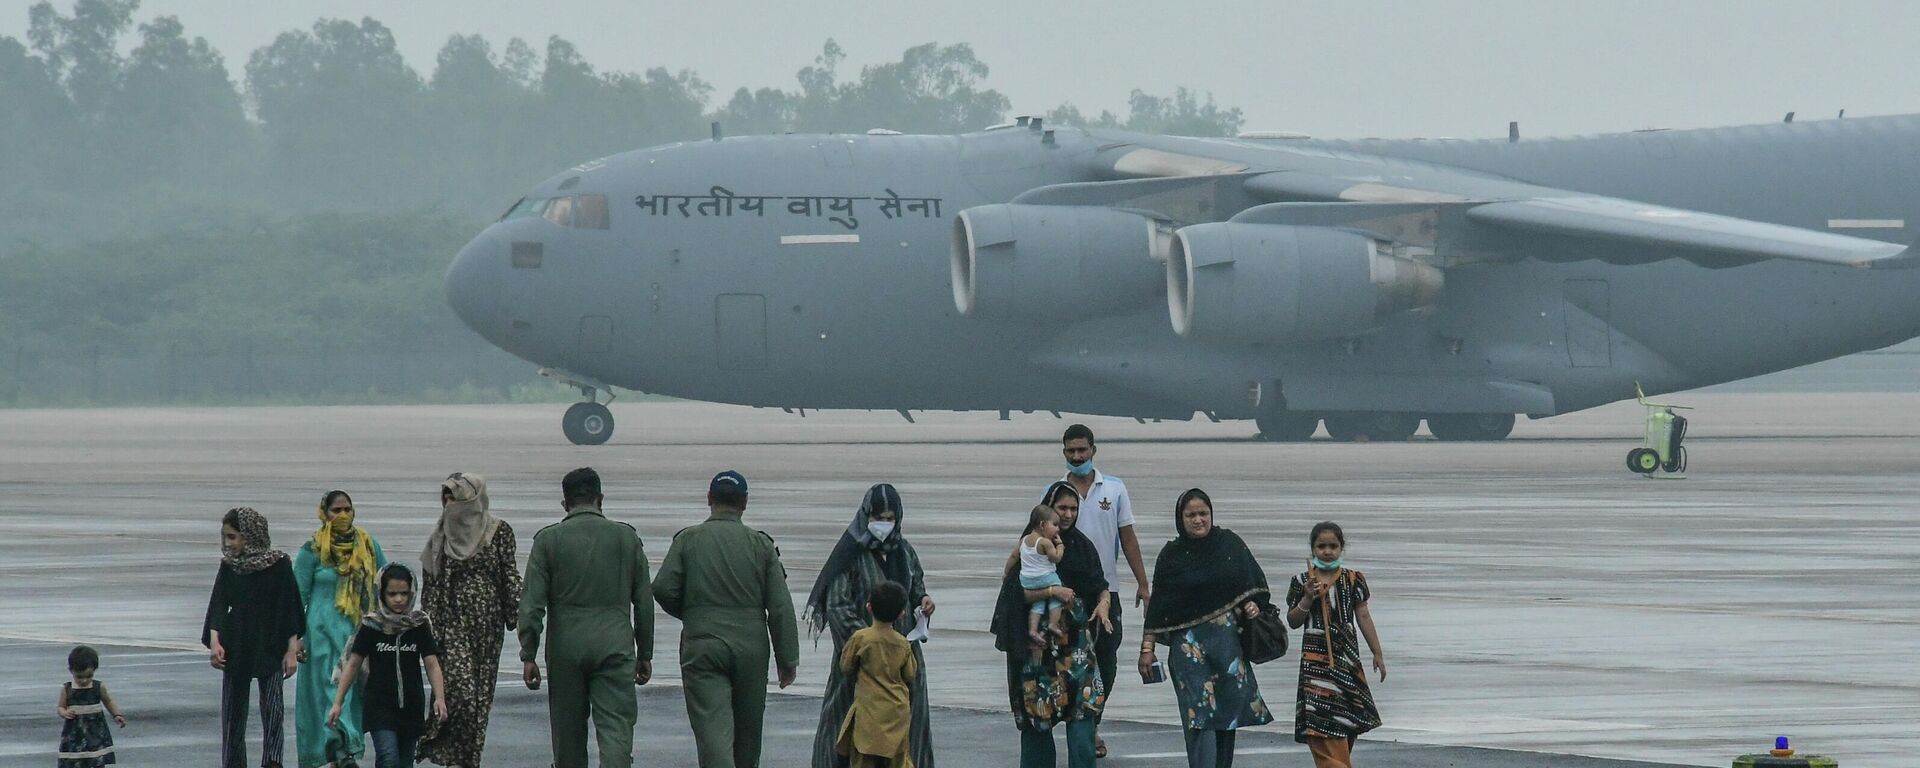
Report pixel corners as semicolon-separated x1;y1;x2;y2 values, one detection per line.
444;114;1920;444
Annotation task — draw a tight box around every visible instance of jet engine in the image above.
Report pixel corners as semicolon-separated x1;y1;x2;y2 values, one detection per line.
951;204;1168;318
1167;223;1442;343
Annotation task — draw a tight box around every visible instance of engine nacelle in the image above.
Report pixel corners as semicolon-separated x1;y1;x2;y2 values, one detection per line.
951;204;1167;319
1167;223;1442;343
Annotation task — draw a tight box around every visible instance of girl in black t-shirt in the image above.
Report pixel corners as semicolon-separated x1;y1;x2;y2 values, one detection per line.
327;563;446;768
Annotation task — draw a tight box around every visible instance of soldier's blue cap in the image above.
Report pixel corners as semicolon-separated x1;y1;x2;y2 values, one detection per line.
709;470;749;496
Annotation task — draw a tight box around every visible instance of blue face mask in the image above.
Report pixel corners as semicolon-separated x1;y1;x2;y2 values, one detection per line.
1311;556;1344;571
1066;460;1095;477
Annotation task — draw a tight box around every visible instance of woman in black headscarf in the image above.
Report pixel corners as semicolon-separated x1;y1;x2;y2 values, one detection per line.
991;481;1111;768
1139;489;1275;768
806;483;936;768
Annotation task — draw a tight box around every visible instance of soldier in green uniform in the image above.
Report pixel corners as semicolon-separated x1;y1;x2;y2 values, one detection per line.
519;467;656;768
654;470;800;768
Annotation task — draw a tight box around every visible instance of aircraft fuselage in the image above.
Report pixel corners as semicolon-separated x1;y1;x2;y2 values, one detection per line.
444;117;1920;433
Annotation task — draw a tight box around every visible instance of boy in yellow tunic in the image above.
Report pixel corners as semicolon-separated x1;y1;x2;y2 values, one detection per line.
836;580;918;768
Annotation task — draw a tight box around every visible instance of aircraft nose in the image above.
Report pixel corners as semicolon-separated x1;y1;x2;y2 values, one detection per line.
445;231;504;339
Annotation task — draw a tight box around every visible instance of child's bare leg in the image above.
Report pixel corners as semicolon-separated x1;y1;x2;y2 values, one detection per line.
1028;610;1046;646
1048;604;1066;639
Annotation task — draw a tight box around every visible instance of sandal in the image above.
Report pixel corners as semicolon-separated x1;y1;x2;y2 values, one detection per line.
1095;735;1108;758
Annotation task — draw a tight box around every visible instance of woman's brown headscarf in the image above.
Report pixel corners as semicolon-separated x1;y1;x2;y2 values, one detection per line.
423;472;499;577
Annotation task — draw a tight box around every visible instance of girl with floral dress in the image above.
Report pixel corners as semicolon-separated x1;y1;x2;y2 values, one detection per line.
57;645;126;768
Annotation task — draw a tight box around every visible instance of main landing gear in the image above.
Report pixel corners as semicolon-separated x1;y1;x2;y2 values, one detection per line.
1324;412;1420;442
1426;413;1516;442
542;368;615;446
1254;411;1518;442
1254;411;1321;442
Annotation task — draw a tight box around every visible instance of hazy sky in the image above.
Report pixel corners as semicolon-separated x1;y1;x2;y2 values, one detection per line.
6;0;1920;139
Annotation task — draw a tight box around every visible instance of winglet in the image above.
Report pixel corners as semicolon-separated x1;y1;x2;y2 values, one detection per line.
1854;234;1920;270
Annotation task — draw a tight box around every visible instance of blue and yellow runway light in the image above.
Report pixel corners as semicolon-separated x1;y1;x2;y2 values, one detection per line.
1732;736;1836;767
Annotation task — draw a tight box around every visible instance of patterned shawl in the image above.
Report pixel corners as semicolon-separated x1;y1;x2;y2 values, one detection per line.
223;507;287;575
361;562;432;635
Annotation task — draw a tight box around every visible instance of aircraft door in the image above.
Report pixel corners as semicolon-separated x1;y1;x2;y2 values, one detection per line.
1562;279;1613;368
715;293;768;371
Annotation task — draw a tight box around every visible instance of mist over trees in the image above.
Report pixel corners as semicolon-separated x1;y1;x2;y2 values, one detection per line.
1048;88;1245;137
0;1;1247;404
3;2;1242;244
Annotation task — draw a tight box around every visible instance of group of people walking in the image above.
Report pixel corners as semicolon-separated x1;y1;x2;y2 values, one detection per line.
987;427;1386;768
197;473;525;768
193;466;795;768
59;424;1382;768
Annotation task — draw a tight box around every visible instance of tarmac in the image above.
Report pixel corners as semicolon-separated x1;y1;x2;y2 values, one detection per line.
2;392;1915;767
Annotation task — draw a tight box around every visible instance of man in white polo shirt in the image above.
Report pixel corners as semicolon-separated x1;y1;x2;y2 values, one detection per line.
1056;423;1148;759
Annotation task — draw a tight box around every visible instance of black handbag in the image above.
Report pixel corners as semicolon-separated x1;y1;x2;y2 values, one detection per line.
1238;598;1289;664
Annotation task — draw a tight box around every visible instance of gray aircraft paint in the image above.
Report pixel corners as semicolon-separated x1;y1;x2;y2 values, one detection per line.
445;115;1920;438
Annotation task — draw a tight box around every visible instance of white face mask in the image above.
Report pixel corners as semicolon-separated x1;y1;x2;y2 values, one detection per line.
867;520;896;541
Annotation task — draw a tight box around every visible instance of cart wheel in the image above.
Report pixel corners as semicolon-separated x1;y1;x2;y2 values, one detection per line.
1662;446;1687;474
1627;448;1659;474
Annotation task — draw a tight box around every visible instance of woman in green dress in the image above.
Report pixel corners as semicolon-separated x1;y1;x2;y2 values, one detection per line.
293;489;387;768
1139;488;1274;768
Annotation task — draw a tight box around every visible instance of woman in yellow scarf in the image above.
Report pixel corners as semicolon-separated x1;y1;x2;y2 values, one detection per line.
293;490;387;768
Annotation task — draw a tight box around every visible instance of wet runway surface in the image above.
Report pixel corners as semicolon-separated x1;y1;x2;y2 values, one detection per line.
2;393;1915;767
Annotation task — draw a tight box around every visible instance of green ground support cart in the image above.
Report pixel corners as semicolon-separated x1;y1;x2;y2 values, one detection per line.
1627;383;1690;478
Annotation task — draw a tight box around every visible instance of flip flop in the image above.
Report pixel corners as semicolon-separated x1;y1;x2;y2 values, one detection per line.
1096;735;1108;758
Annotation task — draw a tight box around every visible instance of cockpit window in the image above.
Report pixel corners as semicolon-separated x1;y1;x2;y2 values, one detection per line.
543;196;575;227
573;194;609;229
502;197;546;220
519;194;610;230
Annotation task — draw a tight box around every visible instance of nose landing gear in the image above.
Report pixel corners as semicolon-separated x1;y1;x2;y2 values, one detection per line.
542;368;616;445
563;402;614;445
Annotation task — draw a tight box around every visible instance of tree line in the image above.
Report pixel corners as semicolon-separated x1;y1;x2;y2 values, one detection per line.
0;0;1244;403
4;1;1245;244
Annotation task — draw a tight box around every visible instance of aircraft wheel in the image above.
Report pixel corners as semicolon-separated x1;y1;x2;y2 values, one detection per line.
563;402;614;445
1255;411;1320;442
1427;413;1516;441
1662;446;1687;474
1324;412;1418;442
1627;447;1659;474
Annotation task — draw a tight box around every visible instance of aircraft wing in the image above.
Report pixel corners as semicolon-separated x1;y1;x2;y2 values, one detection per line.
1079;132;1918;270
1465;196;1916;270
